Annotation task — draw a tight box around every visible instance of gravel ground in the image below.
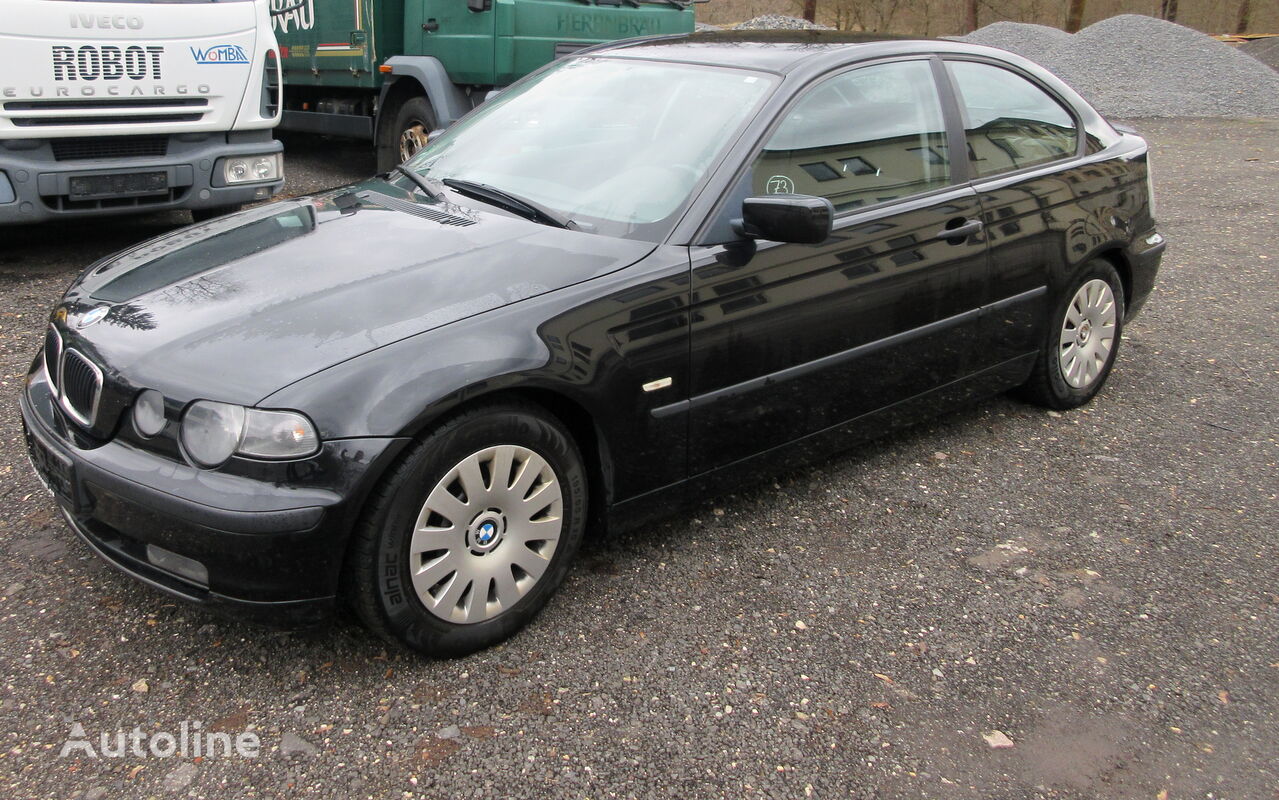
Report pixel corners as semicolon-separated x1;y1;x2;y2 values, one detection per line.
0;118;1276;799
730;15;833;31
960;15;1279;118
1242;36;1279;72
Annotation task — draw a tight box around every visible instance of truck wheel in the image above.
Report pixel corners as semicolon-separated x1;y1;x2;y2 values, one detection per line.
378;96;436;173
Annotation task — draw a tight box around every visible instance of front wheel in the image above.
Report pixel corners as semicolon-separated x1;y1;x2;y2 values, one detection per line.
348;402;587;657
1019;260;1125;409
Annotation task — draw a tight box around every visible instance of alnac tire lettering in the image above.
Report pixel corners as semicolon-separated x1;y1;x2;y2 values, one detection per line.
52;45;163;81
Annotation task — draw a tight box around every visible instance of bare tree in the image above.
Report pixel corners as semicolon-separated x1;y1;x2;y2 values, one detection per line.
1160;0;1178;22
964;0;979;33
1064;0;1086;32
802;0;817;23
1235;0;1251;34
835;0;909;32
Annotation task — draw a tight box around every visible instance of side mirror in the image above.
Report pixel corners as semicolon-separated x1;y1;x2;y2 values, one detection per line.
733;194;834;245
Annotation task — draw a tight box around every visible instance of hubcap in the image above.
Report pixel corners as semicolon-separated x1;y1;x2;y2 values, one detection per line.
468;511;505;553
408;445;563;624
398;122;430;164
1059;278;1117;389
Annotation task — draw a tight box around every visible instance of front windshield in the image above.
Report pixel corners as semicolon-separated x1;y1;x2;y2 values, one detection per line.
403;57;777;240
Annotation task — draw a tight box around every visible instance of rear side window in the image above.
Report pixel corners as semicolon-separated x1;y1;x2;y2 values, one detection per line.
946;61;1078;178
752;60;951;212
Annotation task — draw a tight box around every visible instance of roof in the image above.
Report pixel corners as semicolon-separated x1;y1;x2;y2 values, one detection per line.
593;30;928;73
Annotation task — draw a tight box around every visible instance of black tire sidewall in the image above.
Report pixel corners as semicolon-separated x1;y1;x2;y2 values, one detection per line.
377;95;436;173
1044;261;1126;407
372;408;586;657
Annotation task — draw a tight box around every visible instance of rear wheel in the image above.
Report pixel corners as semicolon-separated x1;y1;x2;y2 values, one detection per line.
1019;260;1125;409
377;95;436;174
349;402;587;657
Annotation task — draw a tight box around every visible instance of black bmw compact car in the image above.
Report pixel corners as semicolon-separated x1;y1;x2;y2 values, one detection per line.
22;31;1163;656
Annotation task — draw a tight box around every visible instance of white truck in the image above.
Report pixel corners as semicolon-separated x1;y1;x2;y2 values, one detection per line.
0;0;283;224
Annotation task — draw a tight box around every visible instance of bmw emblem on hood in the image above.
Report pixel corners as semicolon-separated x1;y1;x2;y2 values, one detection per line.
77;305;111;328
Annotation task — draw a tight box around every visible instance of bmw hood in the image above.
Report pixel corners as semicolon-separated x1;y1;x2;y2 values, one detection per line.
54;183;657;406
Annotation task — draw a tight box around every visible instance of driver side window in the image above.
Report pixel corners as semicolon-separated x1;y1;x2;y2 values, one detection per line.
751;60;951;212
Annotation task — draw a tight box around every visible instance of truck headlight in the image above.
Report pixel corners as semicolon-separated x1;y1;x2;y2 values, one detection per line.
221;153;282;184
180;400;318;467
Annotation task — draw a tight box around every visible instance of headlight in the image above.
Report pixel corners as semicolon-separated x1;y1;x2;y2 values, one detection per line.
221;153;282;185
180;401;245;467
180;400;320;467
238;408;320;459
132;389;167;438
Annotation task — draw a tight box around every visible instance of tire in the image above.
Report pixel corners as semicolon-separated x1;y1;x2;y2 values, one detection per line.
191;204;242;223
1019;259;1125;409
376;95;436;174
348;402;588;657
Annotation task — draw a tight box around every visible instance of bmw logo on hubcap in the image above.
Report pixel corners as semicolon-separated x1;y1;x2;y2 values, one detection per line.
468;512;505;554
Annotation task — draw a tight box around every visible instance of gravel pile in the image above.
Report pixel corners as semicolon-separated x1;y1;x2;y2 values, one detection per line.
1241;37;1279;72
960;14;1279;118
694;22;721;32
730;14;833;31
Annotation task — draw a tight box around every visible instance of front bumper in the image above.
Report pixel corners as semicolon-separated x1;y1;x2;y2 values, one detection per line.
20;367;408;627
0;130;283;224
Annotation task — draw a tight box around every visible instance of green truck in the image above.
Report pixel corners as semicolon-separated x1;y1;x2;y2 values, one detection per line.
270;0;698;171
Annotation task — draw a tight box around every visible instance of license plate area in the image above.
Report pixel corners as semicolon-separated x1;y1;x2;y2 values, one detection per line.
69;171;168;200
24;426;77;509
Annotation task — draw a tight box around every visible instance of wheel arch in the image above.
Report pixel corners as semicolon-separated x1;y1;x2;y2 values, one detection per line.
375;57;474;145
1086;246;1134;319
365;382;615;540
498;387;613;538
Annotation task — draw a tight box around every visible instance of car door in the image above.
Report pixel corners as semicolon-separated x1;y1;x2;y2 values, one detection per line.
942;58;1088;368
684;58;990;475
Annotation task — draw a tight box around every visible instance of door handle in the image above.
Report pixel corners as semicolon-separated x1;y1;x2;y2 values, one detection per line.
934;218;983;242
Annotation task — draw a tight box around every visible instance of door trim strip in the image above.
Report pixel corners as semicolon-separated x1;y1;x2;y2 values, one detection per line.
653;285;1046;419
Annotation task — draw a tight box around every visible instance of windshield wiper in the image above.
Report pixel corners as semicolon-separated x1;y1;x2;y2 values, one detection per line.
392;164;445;201
441;178;574;229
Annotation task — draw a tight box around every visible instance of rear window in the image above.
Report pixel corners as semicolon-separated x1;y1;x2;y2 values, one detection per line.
946;60;1079;178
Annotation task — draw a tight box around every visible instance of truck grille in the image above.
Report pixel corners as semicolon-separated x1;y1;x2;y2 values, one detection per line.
43;325;62;393
41;187;188;214
5;98;207;128
51;136;169;161
58;349;103;427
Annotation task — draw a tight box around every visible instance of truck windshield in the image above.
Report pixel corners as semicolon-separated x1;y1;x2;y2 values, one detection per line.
402;58;777;241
